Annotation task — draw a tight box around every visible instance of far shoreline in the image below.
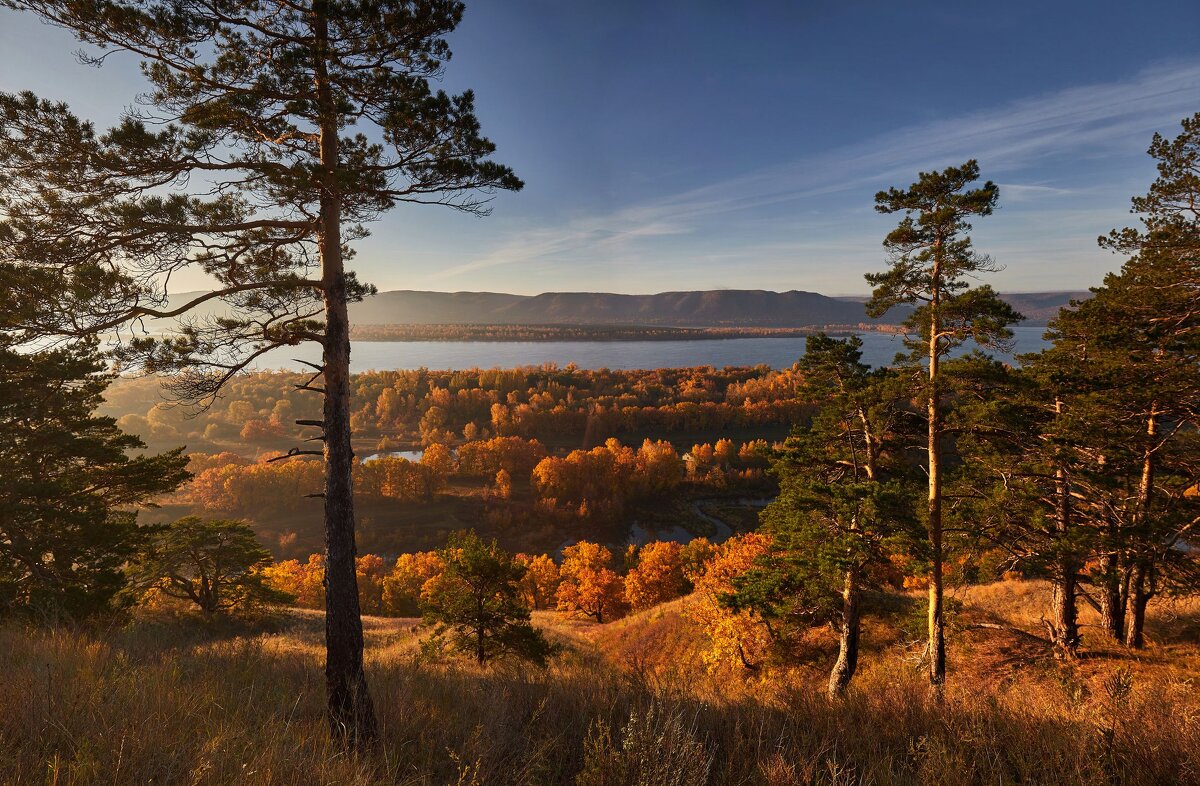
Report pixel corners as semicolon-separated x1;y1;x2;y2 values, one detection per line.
349;323;904;342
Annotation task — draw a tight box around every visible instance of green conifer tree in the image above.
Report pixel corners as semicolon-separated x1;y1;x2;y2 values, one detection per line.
0;339;189;616
866;161;1020;685
421;531;552;666
725;335;918;696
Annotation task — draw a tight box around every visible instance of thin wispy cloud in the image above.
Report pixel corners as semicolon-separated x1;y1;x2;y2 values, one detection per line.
427;61;1200;285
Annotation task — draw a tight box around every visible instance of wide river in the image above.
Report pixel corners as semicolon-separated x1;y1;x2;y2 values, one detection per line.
256;325;1051;373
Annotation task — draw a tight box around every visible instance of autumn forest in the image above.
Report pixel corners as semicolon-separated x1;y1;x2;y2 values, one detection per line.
1;1;1200;785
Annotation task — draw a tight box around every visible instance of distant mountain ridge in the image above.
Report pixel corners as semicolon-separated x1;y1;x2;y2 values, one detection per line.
350;289;895;327
163;288;1088;328
349;288;1088;327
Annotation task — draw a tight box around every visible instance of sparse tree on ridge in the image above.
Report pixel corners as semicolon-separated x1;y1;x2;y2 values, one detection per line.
0;0;521;744
866;161;1021;686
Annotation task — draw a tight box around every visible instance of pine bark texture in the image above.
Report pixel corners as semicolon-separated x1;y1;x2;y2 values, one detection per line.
315;0;375;744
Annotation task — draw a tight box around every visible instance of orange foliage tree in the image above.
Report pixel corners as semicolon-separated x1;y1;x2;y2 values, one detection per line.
625;541;689;611
687;533;774;670
354;457;438;502
492;468;514;500
457;436;546;479
261;554;326;609
381;551;445;616
420;443;457;480
532;438;683;517
186;459;324;515
555;541;626;623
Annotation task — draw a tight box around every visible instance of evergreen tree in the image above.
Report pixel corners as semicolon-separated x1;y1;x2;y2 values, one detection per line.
421;531;552;666
866;161;1021;685
1037;273;1199;648
725;335;918;696
939;349;1094;657
1047;113;1200;648
0;339;189;616
130;516;291;614
0;0;520;743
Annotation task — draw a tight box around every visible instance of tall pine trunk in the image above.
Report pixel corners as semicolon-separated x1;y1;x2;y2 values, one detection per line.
1049;407;1080;658
828;567;861;698
1049;561;1080;657
315;0;376;745
1123;407;1158;650
1124;563;1151;649
926;260;946;686
1098;551;1127;641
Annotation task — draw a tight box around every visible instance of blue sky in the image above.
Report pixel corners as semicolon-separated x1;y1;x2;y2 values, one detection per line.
3;0;1200;295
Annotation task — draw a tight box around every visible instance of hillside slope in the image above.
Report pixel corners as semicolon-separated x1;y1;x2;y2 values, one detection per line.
5;582;1195;784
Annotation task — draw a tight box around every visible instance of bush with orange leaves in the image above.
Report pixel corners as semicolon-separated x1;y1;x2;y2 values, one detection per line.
686;533;774;671
624;541;690;611
556;542;627;623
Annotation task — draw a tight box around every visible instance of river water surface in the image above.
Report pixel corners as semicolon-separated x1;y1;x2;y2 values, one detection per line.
255;325;1051;373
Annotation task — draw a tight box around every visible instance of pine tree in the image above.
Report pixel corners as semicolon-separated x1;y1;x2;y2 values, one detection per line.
1075;113;1200;647
0;0;520;743
1038;274;1200;648
0;339;189;616
942;349;1093;657
866;161;1020;685
725;334;918;696
421;531;552;666
130;516;291;614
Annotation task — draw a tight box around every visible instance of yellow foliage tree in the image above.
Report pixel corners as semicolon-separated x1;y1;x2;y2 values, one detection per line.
420;443;457;488
687;533;773;671
634;439;684;495
515;553;560;610
680;538;717;582
713;438;737;467
381;551;445;616
494;468;513;500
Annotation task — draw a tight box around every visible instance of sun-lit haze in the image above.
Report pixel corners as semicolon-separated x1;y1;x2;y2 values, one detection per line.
4;0;1200;295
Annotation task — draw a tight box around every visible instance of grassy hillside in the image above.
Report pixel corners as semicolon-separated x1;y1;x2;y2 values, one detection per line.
4;581;1197;785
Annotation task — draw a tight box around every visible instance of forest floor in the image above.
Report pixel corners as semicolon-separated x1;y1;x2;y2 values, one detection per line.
3;581;1198;785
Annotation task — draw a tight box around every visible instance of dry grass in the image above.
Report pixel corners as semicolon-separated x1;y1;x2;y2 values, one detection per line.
2;582;1198;785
